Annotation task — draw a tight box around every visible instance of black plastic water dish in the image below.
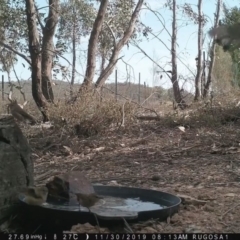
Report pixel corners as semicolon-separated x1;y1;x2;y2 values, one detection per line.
93;185;181;221
19;185;181;223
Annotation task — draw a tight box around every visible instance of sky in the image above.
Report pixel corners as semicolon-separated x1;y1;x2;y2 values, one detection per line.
2;0;239;94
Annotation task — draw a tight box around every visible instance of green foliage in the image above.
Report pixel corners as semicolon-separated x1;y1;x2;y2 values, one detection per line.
55;0;96;78
97;0;143;69
0;0;29;72
182;3;208;26
56;0;96;46
0;0;59;73
98;0;135;61
221;5;240;86
55;0;143;75
0;0;8;40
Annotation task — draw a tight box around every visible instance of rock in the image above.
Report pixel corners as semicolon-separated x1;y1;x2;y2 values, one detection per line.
0;116;34;221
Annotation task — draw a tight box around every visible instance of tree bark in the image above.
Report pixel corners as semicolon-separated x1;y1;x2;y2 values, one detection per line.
100;54;105;72
0;116;34;221
70;10;77;98
171;0;186;109
95;0;144;88
194;0;203;101
41;0;59;103
26;0;49;122
79;0;109;92
203;0;222;98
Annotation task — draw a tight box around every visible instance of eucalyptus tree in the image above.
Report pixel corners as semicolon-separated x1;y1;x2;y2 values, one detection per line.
78;0;144;93
97;0;137;72
0;0;24;80
56;0;96;96
0;0;60;122
25;0;60;121
94;0;144;89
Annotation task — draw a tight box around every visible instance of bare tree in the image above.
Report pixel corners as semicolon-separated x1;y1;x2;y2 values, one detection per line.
132;3;191;108
194;0;204;101
71;13;77;96
204;0;222;98
171;0;186;109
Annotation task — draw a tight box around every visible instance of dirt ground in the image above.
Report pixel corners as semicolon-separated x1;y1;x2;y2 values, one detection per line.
25;120;240;233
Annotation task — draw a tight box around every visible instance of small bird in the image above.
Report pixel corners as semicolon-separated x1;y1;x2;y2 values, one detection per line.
20;186;48;206
76;193;102;209
76;193;103;232
208;23;240;51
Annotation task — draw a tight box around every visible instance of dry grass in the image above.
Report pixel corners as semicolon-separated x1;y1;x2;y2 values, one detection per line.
25;97;240;233
47;91;137;137
4;86;240;233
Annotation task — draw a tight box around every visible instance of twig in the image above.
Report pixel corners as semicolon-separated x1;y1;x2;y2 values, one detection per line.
121;102;126;127
32;224;42;234
221;203;240;220
122;217;133;233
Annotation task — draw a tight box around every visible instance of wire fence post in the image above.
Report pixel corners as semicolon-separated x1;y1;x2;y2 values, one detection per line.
202;51;206;95
138;72;141;104
2;75;4;102
144;81;146;99
115;69;117;101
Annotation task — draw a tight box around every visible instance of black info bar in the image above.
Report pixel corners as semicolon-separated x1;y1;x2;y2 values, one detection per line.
0;233;236;240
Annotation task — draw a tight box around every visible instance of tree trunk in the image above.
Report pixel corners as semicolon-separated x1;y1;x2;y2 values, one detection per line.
95;0;144;88
194;0;203;101
41;0;59;103
201;51;206;95
171;0;186;109
0;116;34;221
70;12;76;98
203;42;216;98
203;0;222;98
100;54;105;72
26;0;49;122
79;0;109;92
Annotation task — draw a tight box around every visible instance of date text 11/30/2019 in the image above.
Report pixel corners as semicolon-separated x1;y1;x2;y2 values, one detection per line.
4;233;233;240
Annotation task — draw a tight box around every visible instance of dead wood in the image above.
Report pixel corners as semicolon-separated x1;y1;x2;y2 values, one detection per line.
8;101;37;124
7;82;37;124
